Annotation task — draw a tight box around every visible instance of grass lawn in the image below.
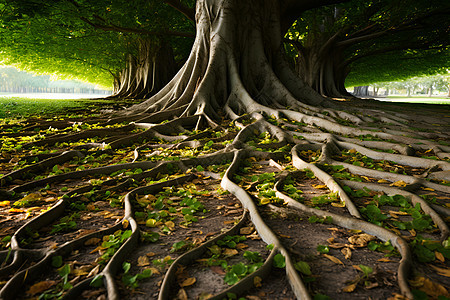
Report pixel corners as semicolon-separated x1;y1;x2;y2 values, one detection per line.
0;97;117;120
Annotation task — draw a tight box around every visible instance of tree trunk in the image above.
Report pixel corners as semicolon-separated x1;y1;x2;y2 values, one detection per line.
123;0;327;119
110;39;178;99
353;86;369;97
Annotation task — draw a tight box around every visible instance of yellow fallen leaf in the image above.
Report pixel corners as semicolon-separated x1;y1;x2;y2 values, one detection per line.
341;247;352;259
236;243;248;249
72;268;89;276
138;255;150;266
343;282;357;292
421;187;435;191
361;176;371;181
180;277;196;287
122;219;129;229
260;197;271;205
390;180;407;187
175;288;188;300
331;202;346;208
429;265;450;277
323;254;343;265
8;208;24;213
312;184;328;189
0;201;10;207
254;276;262;288
348;149;357;154
378;257;393;262
378;179;389;183
435;251;445;263
27;281;57;295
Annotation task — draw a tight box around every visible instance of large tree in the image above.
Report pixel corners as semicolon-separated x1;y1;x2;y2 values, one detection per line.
0;0;449;299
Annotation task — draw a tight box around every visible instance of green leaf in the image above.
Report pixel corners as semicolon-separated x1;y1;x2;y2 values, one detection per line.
123;262;131;274
231;263;248;276
224;272;239;285
273;253;286;268
51;256;63;268
317;245;329;254
294;261;312;275
359;264;373;277
90;275;104;288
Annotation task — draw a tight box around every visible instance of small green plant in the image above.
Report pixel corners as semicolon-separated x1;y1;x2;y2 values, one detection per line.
121;262;152;289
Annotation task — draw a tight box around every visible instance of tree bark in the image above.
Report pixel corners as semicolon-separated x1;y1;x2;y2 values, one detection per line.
123;0;329;119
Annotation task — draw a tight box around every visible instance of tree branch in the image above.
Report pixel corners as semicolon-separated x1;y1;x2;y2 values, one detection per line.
79;16;194;38
163;0;195;22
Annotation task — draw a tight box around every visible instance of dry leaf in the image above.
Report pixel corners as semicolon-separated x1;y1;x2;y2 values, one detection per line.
254;276;262;288
180;277;196;287
165;221;175;230
312;184;328;189
84;238;101;246
387;293;409;300
323;254;343;265
210;265;226;275
377;179;389;183
72;268;89;276
27;281;57;295
421;187;435;191
328;243;347;249
429;265;450;277
236;243;249;249
137;255;150;266
377;257;393;262
146;252;157;257
175;288;188;300
122;219;129;229
348;233;375;247
341;247;352;259
435;251;445;263
86;204;96;211
331;202;346;208
419;277;450;298
8;208;24;213
342;282;357;292
223;248;239;257
240;227;254;235
390;180;407;187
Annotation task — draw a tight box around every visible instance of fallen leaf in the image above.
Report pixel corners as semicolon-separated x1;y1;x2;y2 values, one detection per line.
331;202;346;208
429;265;450;277
435;251;445;263
180;277;196;287
210;265;226;275
236;243;249;249
377;258;393;262
377;179;389;184
122;219;129;229
174;288;188;300
27;281;57;295
223;248;239;257
341;247;352;259
84;238;101;246
86;204;96;211
343;282;357;292
165;221;175;230
0;201;10;207
138;255;150;266
421;187;435;191
387;293;409;300
348;233;375;247
312;184;327;189
254;276;262;288
72;268;89;276
146;252;157;257
328;243;347;249
323;254;343;265
390;180;407;187
239;227;254;235
418;277;450;298
8;208;24;213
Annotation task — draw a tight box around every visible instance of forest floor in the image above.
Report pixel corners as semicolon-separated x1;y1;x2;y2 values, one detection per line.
0;98;449;300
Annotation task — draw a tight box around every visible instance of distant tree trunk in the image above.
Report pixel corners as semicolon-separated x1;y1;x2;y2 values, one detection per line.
110;39;178;99
428;86;433;97
353;86;369;96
